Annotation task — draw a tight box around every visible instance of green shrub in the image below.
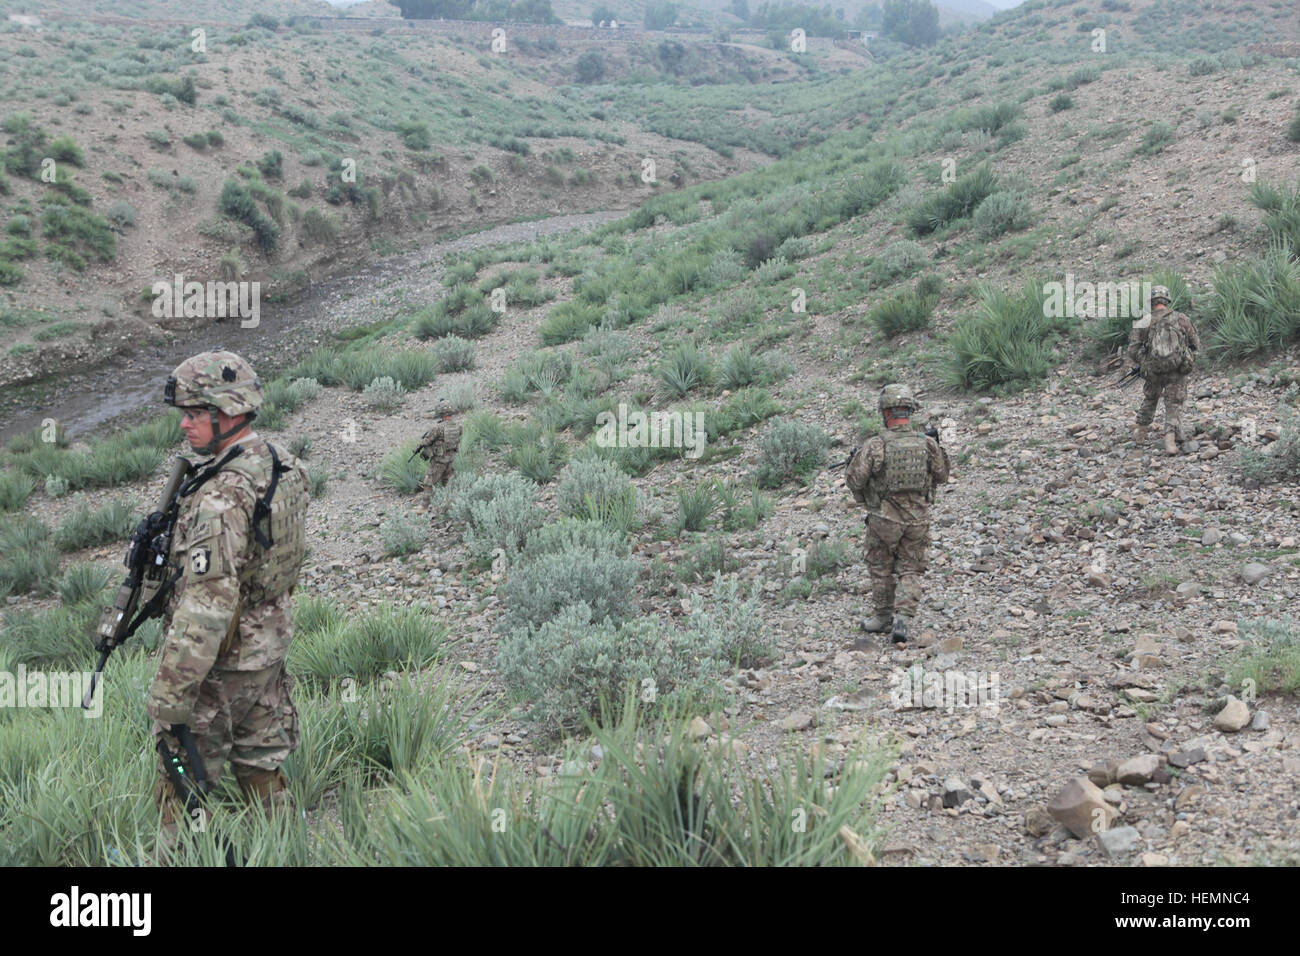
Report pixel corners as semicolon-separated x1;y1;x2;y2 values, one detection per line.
1248;180;1300;258
56;561;114;606
0;515;58;598
53;497;135;551
1206;245;1300;358
301;207;337;243
555;458;635;520
1134;121;1176;156
948;281;1061;392
676;479;721;532
289;603;448;684
218;178;279;252
754;419;828;488
1048;93;1074;112
907;163;999;236
508;431;566;484
47;135;84;166
540;300;602;346
0;471;36;512
1226;616;1300;694
433;335;475;372
716;344;764;390
380;509;427;557
870;285;939;338
973;191;1034;239
448;472;546;561
363;376;406;411
709;388;781;439
379;442;426;494
659;343;712;398
1288;109;1300;144
871;240;927;284
40;201;116;270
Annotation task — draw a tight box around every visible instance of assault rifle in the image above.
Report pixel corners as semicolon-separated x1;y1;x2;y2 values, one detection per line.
82;456;193;710
1113;365;1142;388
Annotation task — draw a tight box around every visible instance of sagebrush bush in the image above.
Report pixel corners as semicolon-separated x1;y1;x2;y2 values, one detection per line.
555;458;635;519
381;509;427;557
498;604;722;735
871;240;927;284
754;419;828;488
433;334;475;372
449;472;546;560
435;378;479;411
499;525;638;634
704;248;745;286
973;190;1034;238
363;376;406;411
754;256;795;283
716;343;765;390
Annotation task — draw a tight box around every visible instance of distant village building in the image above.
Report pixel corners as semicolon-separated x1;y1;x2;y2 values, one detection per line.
845;29;877;45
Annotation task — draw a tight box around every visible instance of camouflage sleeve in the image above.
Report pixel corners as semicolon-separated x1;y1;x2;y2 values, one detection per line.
146;477;251;726
845;437;884;503
927;436;950;487
1126;325;1146;364
1182;314;1201;352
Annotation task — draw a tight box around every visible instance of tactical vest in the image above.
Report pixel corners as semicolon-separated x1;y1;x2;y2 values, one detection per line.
214;440;309;606
881;429;931;495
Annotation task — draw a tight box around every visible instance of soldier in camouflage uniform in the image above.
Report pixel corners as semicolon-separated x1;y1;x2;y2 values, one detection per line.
1126;285;1201;456
416;399;462;491
148;350;310;845
845;384;950;646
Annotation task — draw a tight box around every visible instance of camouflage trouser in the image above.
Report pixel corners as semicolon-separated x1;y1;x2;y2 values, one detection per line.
864;515;930;618
421;456;454;491
1135;372;1189;440
152;662;299;810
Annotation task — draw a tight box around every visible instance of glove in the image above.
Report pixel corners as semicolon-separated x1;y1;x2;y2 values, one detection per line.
924;427;940;441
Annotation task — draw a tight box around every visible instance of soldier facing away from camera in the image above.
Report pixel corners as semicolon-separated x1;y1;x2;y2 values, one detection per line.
149;350;310;850
1126;285;1201;455
416;399;462;490
845;383;950;646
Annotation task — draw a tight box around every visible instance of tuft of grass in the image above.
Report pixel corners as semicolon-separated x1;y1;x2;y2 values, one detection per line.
379;442;426;494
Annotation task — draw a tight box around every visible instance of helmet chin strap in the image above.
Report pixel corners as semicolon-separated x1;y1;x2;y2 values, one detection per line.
192;407;252;456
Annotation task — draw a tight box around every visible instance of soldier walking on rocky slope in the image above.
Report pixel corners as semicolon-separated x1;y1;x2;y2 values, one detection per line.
414;399;463;491
845;383;950;647
1126;285;1201;456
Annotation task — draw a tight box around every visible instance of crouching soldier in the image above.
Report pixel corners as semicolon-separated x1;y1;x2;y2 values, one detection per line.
845;383;950;647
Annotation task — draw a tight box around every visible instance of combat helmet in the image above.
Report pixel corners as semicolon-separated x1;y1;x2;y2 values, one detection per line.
1150;285;1172;307
165;349;262;455
878;382;919;417
435;398;454;418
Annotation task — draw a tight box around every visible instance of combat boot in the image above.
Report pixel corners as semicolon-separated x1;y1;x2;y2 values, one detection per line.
1130;423;1148;446
860;614;893;633
1164;431;1178;455
234;766;292;820
891;615;910;645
